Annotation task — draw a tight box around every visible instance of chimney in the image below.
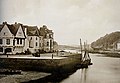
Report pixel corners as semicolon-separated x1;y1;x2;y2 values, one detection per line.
15;22;17;24
25;27;27;36
3;21;7;24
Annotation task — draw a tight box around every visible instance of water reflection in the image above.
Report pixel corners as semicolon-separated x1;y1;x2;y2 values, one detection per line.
25;54;120;83
61;54;120;83
80;69;88;83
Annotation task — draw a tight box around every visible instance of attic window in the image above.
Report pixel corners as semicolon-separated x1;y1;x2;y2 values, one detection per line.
19;32;22;35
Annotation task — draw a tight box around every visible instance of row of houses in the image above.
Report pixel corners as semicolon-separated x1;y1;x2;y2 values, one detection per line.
0;22;58;54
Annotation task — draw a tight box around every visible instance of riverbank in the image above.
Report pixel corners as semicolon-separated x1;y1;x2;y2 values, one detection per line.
0;52;82;73
0;71;50;83
89;50;120;58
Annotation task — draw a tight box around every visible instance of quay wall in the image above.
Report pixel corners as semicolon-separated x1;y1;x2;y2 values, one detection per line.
0;54;82;73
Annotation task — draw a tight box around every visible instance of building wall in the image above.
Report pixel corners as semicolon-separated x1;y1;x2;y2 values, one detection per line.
28;36;40;53
0;23;55;54
24;36;29;52
43;38;54;52
44;38;50;52
39;36;44;50
13;47;23;54
0;24;14;54
117;43;120;50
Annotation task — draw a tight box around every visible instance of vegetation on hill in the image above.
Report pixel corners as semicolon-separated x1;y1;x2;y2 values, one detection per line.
58;45;80;50
91;31;120;49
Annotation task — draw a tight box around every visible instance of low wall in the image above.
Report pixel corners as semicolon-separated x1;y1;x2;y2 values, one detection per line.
0;54;82;73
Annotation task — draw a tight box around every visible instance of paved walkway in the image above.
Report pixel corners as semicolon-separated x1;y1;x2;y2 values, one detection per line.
0;52;77;59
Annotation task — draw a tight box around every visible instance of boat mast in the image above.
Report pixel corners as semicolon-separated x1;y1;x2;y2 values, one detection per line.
80;38;82;54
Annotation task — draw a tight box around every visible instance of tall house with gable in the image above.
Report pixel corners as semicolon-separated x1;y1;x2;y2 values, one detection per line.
39;25;54;52
0;22;26;54
23;25;40;53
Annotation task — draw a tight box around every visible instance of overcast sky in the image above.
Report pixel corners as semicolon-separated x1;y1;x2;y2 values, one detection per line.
0;0;120;45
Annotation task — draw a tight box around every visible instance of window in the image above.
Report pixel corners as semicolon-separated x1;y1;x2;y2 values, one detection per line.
5;48;12;52
50;40;52;47
20;39;22;44
49;35;52;38
13;39;15;45
36;42;37;46
36;37;37;40
47;42;49;46
0;47;3;52
0;39;2;44
6;39;10;45
17;39;19;44
39;43;41;47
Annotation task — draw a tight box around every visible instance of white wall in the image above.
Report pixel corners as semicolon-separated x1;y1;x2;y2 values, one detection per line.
15;25;25;38
27;36;40;53
0;24;14;54
117;43;120;50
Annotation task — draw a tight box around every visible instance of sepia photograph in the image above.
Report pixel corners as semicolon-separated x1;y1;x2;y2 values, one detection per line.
0;0;120;83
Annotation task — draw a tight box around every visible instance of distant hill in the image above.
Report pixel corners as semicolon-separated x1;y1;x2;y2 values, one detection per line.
58;45;80;50
91;31;120;49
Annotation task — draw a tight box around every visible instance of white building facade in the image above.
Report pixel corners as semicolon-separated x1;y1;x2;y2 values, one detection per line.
0;22;26;54
0;22;57;54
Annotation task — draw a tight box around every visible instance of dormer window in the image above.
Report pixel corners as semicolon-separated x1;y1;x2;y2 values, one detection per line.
18;32;22;36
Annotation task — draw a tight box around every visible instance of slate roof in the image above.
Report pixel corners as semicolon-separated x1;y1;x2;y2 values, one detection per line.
0;22;53;38
12;23;21;35
23;25;40;36
39;25;53;38
0;24;3;32
0;22;26;38
12;23;26;38
0;23;16;35
7;24;17;35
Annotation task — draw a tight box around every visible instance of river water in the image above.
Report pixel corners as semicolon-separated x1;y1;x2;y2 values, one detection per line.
28;53;120;83
60;54;120;83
